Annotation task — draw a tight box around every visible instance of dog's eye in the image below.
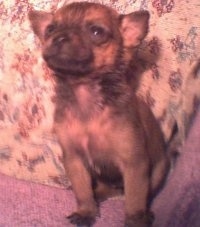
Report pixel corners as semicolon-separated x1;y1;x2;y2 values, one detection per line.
45;24;56;38
88;25;110;45
90;26;105;36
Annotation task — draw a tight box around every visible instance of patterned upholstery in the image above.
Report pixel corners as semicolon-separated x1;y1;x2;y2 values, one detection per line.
0;0;199;187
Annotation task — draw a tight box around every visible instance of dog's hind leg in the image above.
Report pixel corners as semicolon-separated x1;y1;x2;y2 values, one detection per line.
150;156;170;201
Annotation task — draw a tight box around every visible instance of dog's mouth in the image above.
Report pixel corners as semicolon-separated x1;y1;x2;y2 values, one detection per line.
43;53;94;76
42;40;94;76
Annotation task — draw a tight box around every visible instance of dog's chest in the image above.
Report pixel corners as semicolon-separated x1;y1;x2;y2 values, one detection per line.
54;83;115;154
54;82;134;173
74;84;103;116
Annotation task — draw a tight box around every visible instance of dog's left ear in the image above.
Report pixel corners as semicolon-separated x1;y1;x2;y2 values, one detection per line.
120;11;150;48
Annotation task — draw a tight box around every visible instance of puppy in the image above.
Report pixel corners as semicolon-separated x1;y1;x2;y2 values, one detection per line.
29;2;169;226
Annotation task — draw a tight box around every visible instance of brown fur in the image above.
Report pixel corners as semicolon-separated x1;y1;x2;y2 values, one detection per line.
29;2;169;226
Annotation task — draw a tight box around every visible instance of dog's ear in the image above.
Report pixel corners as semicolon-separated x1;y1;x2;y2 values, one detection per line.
120;11;149;48
28;10;53;42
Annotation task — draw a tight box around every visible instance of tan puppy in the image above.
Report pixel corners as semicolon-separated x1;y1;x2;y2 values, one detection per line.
29;2;169;226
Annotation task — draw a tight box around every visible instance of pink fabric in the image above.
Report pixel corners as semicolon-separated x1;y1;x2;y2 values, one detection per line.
0;173;125;227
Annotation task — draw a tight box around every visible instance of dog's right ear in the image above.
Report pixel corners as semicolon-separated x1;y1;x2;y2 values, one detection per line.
120;11;150;48
28;10;53;42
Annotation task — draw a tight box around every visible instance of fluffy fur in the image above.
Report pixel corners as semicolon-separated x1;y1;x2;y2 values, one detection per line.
29;2;169;226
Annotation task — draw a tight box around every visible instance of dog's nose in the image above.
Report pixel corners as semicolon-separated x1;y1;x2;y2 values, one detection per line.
50;32;93;63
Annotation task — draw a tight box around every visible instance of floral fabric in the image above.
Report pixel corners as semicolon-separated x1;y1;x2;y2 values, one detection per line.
0;0;199;187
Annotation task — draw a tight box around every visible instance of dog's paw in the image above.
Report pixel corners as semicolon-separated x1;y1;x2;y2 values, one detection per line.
125;210;154;227
67;211;96;226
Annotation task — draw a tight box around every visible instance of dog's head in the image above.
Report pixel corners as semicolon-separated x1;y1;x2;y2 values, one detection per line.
29;2;149;76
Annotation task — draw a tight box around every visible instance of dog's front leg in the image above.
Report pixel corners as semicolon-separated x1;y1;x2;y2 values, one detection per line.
122;162;154;227
64;155;98;226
